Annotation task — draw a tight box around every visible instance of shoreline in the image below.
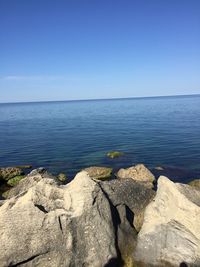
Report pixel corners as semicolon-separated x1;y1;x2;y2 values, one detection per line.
1;163;200;200
0;165;200;266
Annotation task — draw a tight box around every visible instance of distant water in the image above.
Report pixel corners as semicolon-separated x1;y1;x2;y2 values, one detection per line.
0;95;200;182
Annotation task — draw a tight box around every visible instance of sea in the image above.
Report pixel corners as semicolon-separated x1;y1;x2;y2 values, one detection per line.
0;94;200;183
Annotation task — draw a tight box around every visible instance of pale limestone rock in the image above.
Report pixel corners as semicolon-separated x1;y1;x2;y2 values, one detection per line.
117;164;155;188
134;176;200;267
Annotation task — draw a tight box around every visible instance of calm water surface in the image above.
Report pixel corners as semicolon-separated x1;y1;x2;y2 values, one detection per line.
0;95;200;181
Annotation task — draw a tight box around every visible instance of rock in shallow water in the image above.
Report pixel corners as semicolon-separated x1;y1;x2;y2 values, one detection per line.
134;176;200;267
106;151;124;159
83;166;113;180
6;175;25;186
0;167;24;181
117;164;155;188
57;172;67;183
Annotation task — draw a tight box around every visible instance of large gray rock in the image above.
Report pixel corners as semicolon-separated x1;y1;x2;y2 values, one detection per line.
134;176;200;267
117;164;155;188
100;179;155;232
0;170;137;267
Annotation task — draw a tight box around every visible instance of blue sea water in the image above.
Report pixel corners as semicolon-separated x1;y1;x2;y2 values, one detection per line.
0;95;200;182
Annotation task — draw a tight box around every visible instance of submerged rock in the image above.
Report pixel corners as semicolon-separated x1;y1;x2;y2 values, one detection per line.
0;169;138;266
135;176;200;267
154;166;164;171
106;151;124;159
57;173;67;183
83;166;113;180
15;165;32;169
0;167;24;181
117;164;155;188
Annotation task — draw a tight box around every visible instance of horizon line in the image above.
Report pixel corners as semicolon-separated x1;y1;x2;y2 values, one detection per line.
0;93;200;105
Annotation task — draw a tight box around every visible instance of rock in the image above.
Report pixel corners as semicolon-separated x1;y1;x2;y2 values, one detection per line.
1;190;10;199
188;179;200;190
134;176;200;267
0;170;138;266
0;167;24;181
154;166;164;171
117;164;155;188
7;175;25;187
83;166;113;180
15;165;32;169
100;179;155;232
0;200;5;206
57;173;67;183
106;151;124;159
0;184;11;199
5;167;56;199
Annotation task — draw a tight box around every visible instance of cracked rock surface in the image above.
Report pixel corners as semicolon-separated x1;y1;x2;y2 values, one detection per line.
0;169;143;267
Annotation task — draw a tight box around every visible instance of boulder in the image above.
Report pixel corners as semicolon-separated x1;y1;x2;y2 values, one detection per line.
134;176;200;267
100;179;155;232
0;167;24;181
83;166;113;180
5;167;56;199
6;175;25;187
117;164;155;188
0;170;138;267
188;179;200;190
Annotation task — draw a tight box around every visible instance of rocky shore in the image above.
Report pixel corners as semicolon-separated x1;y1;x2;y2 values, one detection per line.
0;164;200;266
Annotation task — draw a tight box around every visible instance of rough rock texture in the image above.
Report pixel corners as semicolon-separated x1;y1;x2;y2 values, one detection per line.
83;166;113;180
117;164;155;188
135;176;200;267
5;167;56;199
100;179;155;232
6;175;25;187
0;169;138;267
0;167;24;181
188;179;200;190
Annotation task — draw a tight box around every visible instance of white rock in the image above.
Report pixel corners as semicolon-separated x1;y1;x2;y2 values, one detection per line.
134;176;200;267
117;164;155;188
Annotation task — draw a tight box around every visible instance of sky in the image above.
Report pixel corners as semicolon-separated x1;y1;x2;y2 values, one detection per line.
0;0;200;103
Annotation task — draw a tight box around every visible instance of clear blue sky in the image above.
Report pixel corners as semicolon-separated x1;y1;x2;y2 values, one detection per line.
0;0;200;102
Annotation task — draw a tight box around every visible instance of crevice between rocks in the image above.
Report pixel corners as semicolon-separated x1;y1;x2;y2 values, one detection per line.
97;183;124;267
